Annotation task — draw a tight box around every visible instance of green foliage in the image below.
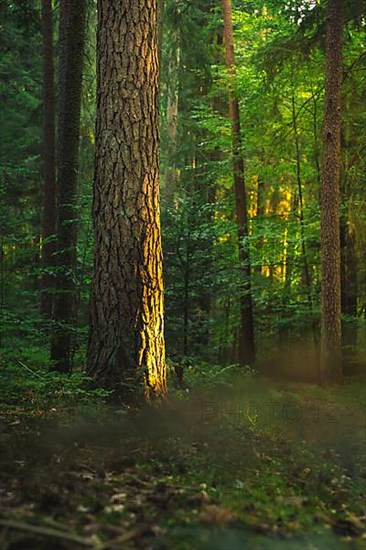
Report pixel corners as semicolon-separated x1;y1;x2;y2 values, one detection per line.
169;357;254;392
163;192;240;359
1;0;365;379
160;0;365;371
0;345;110;413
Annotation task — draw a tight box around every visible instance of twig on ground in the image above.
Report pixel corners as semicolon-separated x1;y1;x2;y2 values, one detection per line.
0;519;94;547
17;360;44;380
96;529;142;550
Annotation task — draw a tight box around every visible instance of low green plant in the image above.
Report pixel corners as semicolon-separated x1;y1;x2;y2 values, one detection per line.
0;346;110;414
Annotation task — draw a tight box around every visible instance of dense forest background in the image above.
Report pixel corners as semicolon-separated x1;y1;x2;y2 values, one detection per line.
0;0;365;384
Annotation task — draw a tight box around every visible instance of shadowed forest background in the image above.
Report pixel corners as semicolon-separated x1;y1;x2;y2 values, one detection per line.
0;0;366;548
1;0;366;378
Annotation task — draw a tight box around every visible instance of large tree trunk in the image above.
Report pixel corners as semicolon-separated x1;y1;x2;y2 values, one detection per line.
87;0;166;403
320;0;343;383
50;0;86;372
41;0;56;318
221;0;255;366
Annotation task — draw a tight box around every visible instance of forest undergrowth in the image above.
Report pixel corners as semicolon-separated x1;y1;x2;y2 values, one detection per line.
0;353;365;549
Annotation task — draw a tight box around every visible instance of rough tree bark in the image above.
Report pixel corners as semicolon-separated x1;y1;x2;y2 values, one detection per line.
87;0;166;402
41;0;56;317
320;0;343;383
50;0;86;372
221;0;255;366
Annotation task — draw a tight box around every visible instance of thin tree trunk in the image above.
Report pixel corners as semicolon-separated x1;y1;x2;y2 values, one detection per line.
255;175;266;276
183;240;190;356
290;87;317;344
310;85;321;188
320;0;343;383
340;223;358;318
340;214;358;374
0;236;4;348
340;136;358;373
41;0;56;318
221;0;255;366
198;178;217;349
50;0;86;372
164;39;180;203
88;0;166;403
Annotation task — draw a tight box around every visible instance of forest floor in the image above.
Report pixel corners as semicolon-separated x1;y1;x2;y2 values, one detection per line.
0;370;365;549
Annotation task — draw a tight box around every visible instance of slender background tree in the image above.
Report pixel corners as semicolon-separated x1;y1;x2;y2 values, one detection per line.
320;0;344;383
50;0;86;372
40;0;56;319
222;0;255;366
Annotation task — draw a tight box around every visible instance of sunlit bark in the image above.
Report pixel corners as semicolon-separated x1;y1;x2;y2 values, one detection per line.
88;0;166;403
